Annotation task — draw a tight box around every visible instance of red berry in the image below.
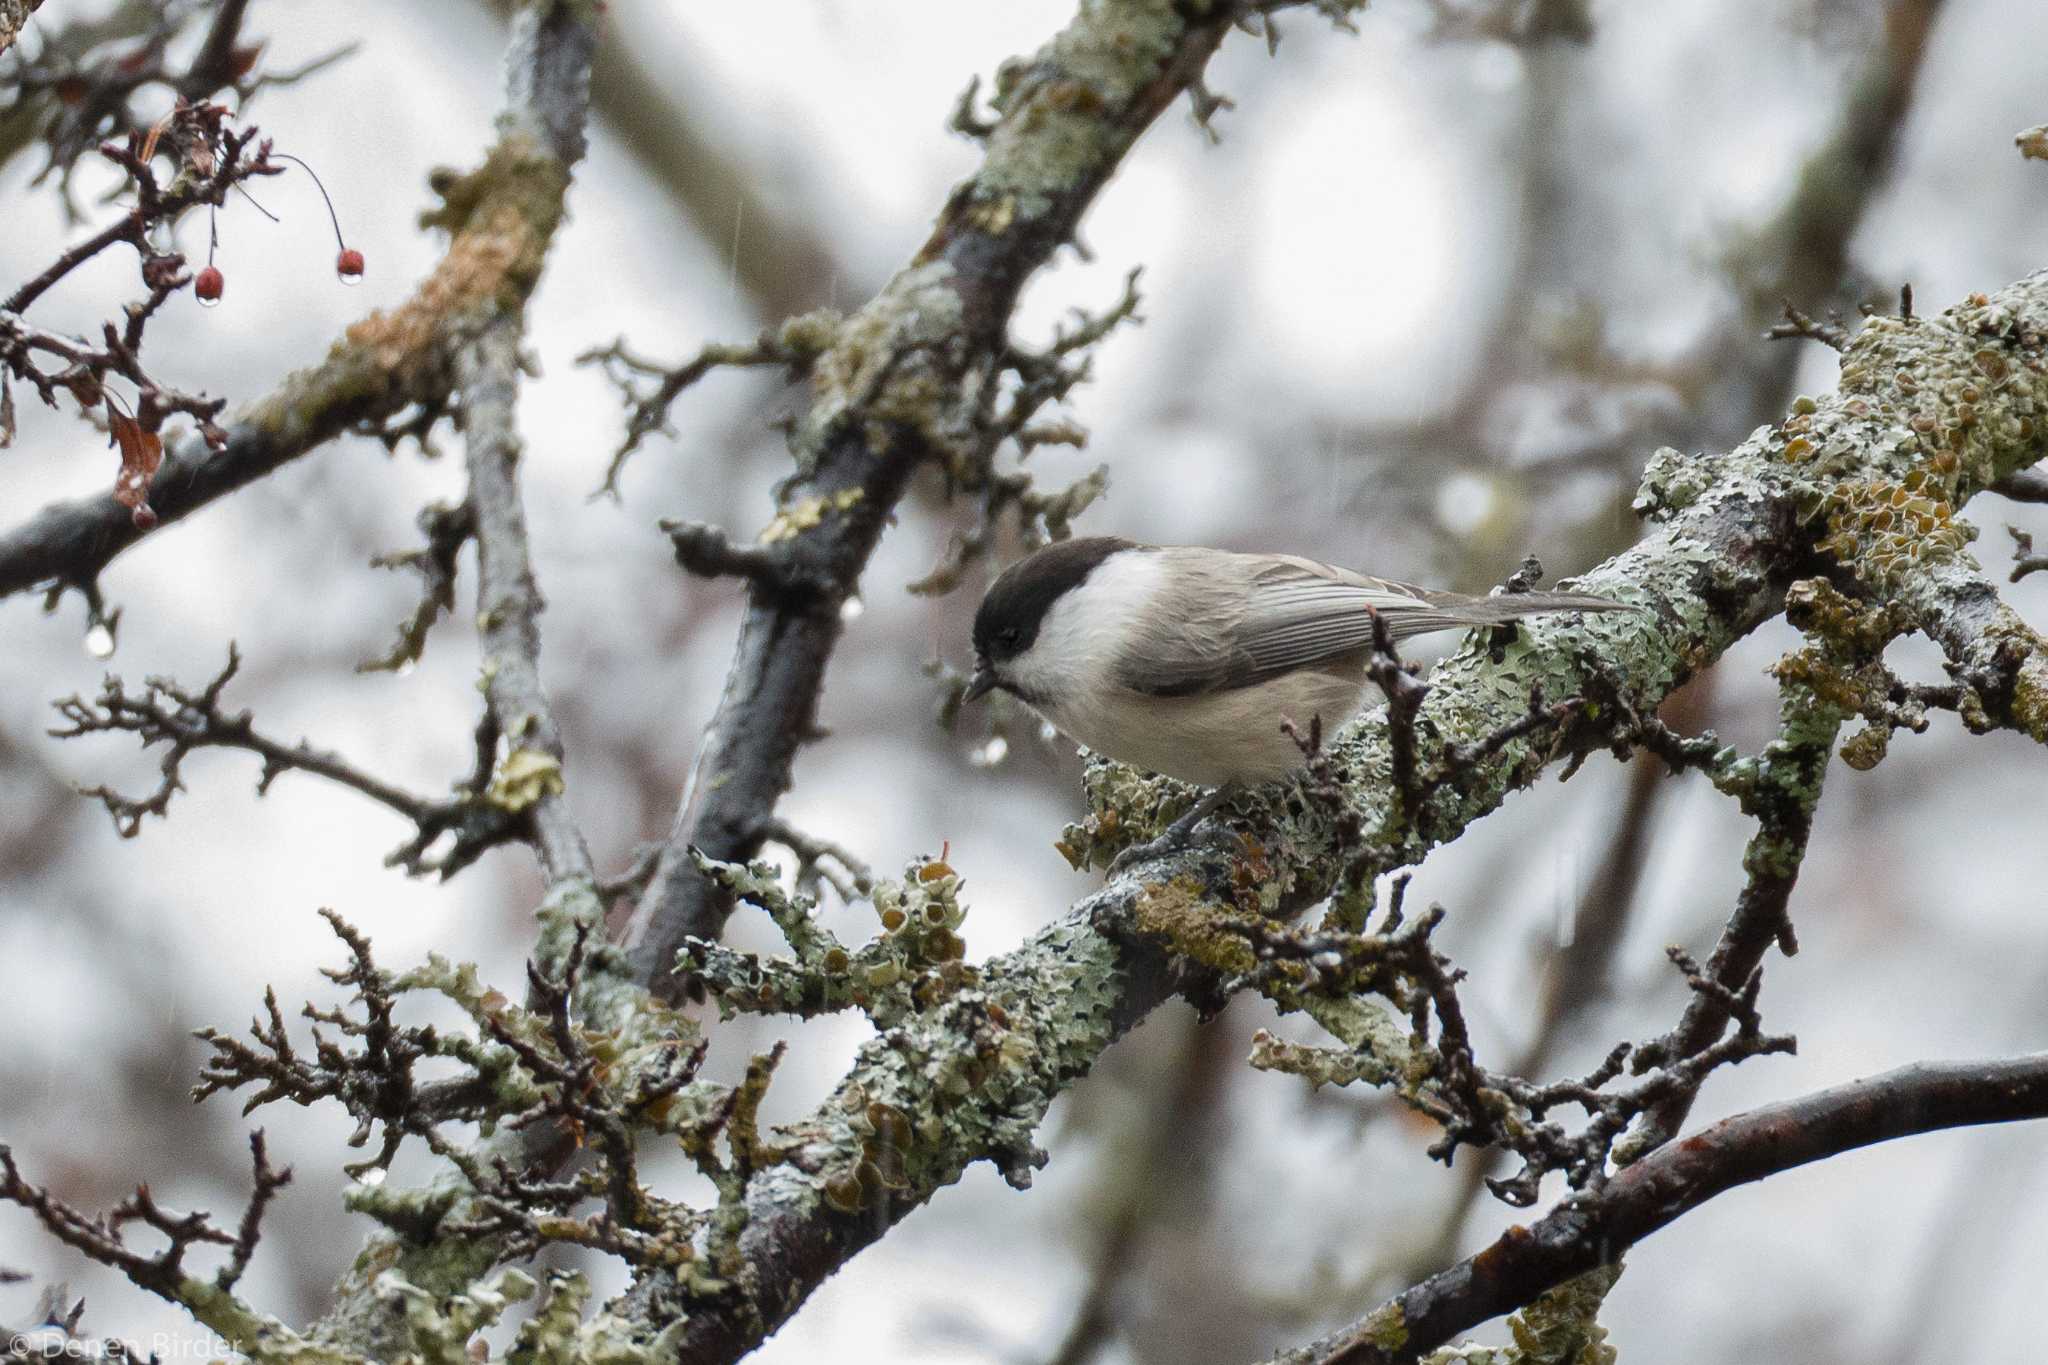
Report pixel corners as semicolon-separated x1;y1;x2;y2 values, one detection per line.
194;266;224;306
132;504;159;531
336;248;365;284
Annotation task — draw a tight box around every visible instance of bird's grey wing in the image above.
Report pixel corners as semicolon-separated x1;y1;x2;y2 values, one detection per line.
1111;553;1468;697
1230;556;1485;674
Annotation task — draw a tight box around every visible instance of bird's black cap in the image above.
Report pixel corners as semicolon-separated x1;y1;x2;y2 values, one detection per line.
967;537;1134;698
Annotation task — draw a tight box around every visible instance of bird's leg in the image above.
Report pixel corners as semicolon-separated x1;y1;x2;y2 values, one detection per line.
1107;783;1238;875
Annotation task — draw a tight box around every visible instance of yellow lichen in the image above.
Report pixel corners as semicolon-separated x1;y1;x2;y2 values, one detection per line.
487;747;564;811
759;487;865;543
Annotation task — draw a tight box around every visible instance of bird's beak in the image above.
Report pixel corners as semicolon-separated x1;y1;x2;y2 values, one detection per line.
963;662;997;704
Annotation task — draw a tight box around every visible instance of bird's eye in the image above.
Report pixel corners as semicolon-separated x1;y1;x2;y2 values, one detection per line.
999;627;1022;649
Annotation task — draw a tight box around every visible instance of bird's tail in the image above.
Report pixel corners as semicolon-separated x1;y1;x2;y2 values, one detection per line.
1388;588;1642;639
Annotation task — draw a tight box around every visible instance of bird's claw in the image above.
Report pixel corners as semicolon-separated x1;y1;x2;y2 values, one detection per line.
1104;785;1236;877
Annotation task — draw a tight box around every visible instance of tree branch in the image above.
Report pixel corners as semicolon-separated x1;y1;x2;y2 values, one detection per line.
1286;1052;2048;1365
456;316;594;892
46;643;529;876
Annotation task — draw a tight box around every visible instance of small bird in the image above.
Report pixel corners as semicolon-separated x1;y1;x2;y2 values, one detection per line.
964;537;1635;858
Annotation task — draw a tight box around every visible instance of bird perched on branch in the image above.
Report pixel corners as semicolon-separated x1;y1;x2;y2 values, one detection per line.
964;536;1637;861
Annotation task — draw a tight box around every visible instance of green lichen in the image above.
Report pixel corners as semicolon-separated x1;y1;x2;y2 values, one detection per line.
758;486;865;544
1414;1265;1622;1365
969;0;1186;222
798;259;966;469
1129;874;1262;974
684;853;982;1028
1632;445;1716;520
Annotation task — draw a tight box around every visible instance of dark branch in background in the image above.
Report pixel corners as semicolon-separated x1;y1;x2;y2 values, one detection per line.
48;645;530;877
579;327;828;499
1995;468;2048;503
1287;1053;2048;1365
0;1131;289;1304
1035;1020;1236;1365
475;0;851;322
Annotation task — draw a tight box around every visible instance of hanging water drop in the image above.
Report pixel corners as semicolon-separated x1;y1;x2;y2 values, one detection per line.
839;595;864;622
336;248;365;285
969;735;1009;768
1038;720;1058;744
84;623;116;659
356;1165;388;1188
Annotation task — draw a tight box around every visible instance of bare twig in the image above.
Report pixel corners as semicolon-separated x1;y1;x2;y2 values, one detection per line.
0;1126;289;1306
757;817;874;900
47;645;529;876
1243;893;1791;1206
2011;526;2048;583
359;500;476;673
579;328;830;499
1764;299;1851;350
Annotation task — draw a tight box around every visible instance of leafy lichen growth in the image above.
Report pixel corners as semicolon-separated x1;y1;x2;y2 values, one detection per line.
683;852;980;1029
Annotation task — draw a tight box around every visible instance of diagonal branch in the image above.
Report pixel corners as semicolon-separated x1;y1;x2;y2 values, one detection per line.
1287;1052;2048;1365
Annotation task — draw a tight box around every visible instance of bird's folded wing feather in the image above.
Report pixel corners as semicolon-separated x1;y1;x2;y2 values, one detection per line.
1112;553;1471;697
1234;556;1485;669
